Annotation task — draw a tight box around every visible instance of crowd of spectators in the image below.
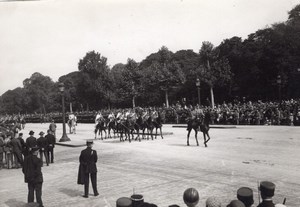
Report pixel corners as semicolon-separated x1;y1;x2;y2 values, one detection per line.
1;99;300;126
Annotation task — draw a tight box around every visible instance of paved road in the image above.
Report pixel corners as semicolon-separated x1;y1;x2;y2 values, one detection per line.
0;123;300;207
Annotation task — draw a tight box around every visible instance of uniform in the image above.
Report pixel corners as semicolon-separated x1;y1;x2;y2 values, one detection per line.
237;187;254;207
257;181;276;207
77;140;99;198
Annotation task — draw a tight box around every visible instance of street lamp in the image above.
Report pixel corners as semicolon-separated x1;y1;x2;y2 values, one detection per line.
276;75;282;101
58;82;70;142
196;78;201;106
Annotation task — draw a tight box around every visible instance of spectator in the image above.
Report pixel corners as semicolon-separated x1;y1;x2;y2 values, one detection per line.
77;140;99;198
206;196;221;207
49;120;57;137
26;131;37;152
22;146;44;207
17;133;28;157
237;187;254;207
257;181;276;207
227;200;246;207
45;129;56;163
10;133;23;168
37;131;49;166
3;134;13;169
0;134;4;169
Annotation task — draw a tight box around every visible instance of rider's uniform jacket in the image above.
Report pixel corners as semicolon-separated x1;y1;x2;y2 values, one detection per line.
95;113;103;123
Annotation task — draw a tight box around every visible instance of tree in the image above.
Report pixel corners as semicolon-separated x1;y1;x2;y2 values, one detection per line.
140;46;186;107
23;72;56;113
78;51;111;109
198;42;232;108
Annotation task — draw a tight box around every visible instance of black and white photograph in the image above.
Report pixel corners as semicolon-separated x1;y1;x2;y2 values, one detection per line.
0;0;300;206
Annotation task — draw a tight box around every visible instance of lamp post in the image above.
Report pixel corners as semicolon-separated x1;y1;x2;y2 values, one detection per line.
58;82;70;142
277;75;282;101
196;78;201;106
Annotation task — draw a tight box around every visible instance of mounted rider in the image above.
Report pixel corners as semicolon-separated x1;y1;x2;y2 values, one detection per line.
95;111;104;125
108;111;116;124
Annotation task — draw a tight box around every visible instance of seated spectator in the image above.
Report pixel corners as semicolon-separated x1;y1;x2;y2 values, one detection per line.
206;196;221;207
237;187;254;207
227;200;246;207
257;181;276;207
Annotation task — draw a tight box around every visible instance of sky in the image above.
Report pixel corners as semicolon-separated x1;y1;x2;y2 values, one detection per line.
0;0;299;96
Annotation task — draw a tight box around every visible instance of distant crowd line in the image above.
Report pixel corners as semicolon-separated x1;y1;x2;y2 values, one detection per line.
1;99;300;126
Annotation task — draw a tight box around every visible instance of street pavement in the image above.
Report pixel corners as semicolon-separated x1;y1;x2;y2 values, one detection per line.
0;123;300;207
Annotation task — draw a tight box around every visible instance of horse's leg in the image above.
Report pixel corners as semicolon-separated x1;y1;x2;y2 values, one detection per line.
94;129;97;140
155;128;158;139
159;127;163;139
195;128;199;146
205;131;211;145
187;129;191;146
203;132;207;147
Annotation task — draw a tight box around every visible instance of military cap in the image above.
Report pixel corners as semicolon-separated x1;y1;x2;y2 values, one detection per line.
116;197;132;207
29;130;34;135
260;181;275;197
206;196;221;207
237;187;254;206
39;131;44;136
86;140;94;145
227;200;246;207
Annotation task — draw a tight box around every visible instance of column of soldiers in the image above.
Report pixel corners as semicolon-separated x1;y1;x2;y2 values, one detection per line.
0;127;56;169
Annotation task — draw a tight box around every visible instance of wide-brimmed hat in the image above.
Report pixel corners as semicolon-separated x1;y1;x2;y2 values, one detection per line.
29;130;34;135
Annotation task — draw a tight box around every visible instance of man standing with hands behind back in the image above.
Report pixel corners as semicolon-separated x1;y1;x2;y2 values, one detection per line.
77;140;99;198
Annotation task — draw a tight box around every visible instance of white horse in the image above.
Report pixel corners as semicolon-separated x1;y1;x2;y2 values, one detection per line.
68;114;77;134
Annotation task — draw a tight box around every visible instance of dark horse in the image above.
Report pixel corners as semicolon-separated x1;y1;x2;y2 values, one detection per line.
152;113;163;139
94;119;107;139
186;113;211;147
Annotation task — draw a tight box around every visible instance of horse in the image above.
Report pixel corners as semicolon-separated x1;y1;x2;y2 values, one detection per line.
94;118;107;139
117;119;132;142
134;116;147;141
67;118;76;134
145;116;155;140
186;114;210;147
107;119;118;138
152;112;163;139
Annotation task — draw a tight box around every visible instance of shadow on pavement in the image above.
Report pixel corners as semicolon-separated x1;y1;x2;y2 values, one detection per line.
4;199;29;207
59;188;81;198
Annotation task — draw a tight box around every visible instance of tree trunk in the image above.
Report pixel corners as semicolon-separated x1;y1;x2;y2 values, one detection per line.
210;86;215;108
165;90;169;108
132;96;136;108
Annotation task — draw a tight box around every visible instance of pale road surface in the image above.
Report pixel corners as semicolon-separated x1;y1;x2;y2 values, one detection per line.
0;123;300;207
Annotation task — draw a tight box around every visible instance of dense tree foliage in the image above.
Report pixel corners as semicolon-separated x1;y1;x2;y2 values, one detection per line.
1;5;300;114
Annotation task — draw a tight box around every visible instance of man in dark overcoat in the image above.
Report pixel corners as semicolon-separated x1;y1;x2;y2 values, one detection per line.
26;131;37;151
45;130;56;163
10;134;23;168
22;147;44;207
77;140;99;198
37;131;49;166
17;133;28;157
